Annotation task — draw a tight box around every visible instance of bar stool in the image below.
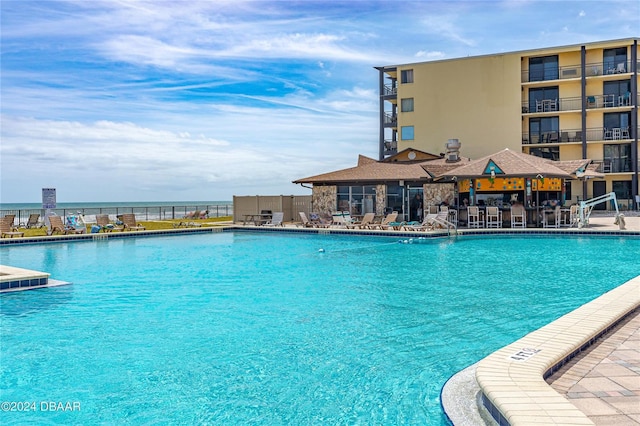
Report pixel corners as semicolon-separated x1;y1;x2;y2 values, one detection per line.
467;206;483;228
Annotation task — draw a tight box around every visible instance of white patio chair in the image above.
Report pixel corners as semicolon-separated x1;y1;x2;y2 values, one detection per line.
510;205;526;228
486;206;502;228
542;206;561;228
467;206;484;228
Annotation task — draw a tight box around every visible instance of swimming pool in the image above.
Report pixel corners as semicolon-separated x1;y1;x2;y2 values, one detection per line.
1;232;638;425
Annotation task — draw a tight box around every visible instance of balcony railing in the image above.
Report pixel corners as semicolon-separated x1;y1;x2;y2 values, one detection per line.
382;84;397;97
592;159;634;174
522;92;634;114
521;60;637;83
383;140;398;152
522;127;636;145
522;97;579;113
383;112;397;127
586;93;634;109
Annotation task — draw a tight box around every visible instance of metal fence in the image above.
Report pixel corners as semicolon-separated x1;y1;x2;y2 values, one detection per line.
1;204;233;226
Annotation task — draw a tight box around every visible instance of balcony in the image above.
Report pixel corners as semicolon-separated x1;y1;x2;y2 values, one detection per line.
383;112;397;127
383;140;398;155
587;93;634;109
522;127;635;145
382;84;397;97
592;159;634;174
521;60;636;83
522;97;579;113
522;93;634;114
588;60;633;76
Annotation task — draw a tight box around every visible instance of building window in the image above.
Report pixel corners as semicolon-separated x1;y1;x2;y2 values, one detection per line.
603;112;631;139
603;47;627;74
529;87;559;112
401;126;414;140
604;80;631;107
401;69;413;84
612;180;631;202
529;55;558;82
529;117;558;144
564;180;572;202
604;144;631;173
401;98;414;112
337;185;376;215
386;185;404;216
530;146;559;161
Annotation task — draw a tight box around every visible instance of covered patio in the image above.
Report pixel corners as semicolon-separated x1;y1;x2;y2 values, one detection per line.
293;149;465;222
434;148;601;227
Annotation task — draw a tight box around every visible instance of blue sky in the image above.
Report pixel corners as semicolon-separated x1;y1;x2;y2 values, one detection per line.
1;0;638;203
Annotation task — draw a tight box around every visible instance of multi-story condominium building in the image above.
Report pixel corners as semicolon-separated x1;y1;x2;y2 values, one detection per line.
376;38;638;209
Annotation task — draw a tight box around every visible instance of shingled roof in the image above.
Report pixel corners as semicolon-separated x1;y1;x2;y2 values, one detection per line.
435;148;592;179
293;148;598;185
292;155;432;184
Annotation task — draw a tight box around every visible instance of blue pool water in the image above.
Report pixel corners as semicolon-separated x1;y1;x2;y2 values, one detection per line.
1;232;639;425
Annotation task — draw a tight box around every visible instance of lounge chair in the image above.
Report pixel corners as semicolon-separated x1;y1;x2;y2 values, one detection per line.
346;212;375;229
264;212;284;226
331;212;348;228
173;220;202;228
426;211;455;230
298;212;314;227
96;214;120;232
48;215;85;235
403;213;438;231
184;210;201;219
1;216;24;238
2;214;16;230
299;212;330;228
20;213;43;229
370;212;399;230
121;214;145;231
341;211;356;227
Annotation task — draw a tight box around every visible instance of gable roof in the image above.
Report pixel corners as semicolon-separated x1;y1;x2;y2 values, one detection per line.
381;148;442;163
435;148;587;179
293;148;598;185
293;155;433;184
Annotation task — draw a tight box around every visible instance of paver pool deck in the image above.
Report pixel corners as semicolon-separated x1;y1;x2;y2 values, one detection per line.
547;310;640;425
421;213;640;426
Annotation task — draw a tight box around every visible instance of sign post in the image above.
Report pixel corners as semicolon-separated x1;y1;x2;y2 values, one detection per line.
42;188;56;230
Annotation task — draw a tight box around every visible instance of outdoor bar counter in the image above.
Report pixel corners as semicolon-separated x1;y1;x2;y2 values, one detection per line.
456;206;565;228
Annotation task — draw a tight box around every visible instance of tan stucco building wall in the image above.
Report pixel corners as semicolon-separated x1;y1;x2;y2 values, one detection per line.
396;54;523;159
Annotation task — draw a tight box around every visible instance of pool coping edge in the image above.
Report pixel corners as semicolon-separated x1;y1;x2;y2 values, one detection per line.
472;276;640;426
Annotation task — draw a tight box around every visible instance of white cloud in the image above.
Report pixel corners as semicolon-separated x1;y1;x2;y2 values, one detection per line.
415;50;446;60
419;15;477;47
1;0;638;203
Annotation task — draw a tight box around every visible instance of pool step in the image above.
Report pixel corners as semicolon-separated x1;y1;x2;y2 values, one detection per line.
0;265;70;293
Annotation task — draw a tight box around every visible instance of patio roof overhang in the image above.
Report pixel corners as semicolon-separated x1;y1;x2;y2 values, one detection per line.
293;151;447;185
434;148;590;181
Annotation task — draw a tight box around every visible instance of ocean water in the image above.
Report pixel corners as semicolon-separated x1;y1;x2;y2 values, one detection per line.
0;201;232;211
0;201;233;221
1;232;639;425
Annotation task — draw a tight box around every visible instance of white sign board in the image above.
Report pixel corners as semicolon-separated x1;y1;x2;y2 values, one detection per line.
42;188;57;209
